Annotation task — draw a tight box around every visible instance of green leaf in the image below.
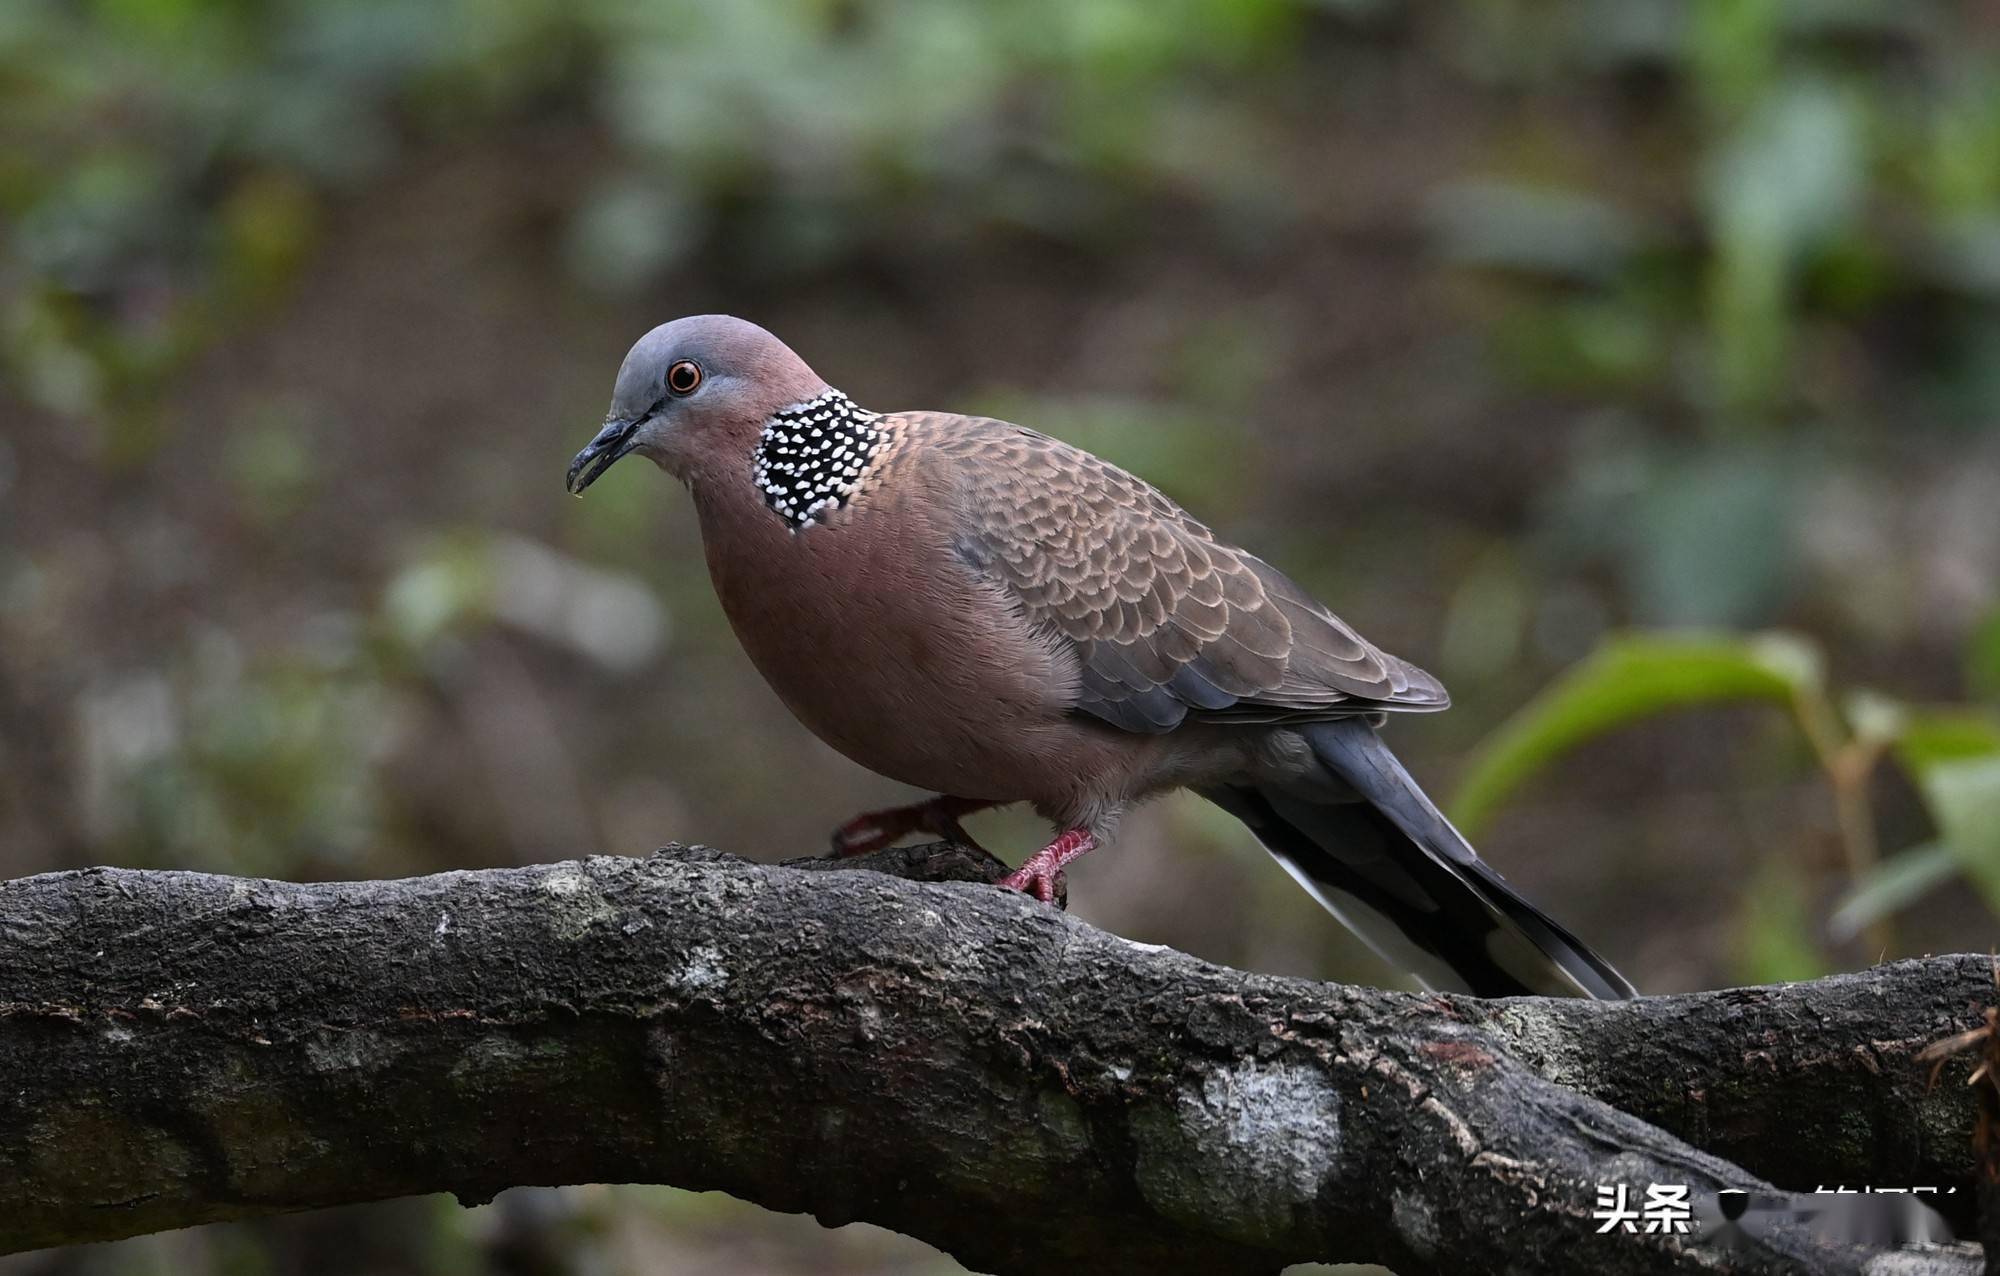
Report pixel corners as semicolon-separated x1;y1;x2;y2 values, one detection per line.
1449;631;1820;837
1828;841;1960;941
1894;709;2000;775
1915;756;2000;915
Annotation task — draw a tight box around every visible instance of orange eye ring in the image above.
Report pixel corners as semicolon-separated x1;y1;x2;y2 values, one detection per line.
667;360;702;394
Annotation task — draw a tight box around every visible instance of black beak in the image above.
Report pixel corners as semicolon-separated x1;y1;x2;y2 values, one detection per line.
566;417;641;495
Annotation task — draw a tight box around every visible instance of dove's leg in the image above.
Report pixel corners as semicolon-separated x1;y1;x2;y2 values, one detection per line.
829;795;1000;857
996;828;1097;904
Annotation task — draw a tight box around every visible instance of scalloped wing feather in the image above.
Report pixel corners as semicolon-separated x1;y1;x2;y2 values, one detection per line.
919;414;1449;735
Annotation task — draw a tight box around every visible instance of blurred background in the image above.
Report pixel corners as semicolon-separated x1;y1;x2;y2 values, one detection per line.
5;0;2000;1271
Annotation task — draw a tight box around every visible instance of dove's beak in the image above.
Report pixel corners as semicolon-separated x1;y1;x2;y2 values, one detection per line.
566;416;642;495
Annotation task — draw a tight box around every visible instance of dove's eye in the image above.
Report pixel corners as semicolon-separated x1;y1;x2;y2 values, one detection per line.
667;360;702;395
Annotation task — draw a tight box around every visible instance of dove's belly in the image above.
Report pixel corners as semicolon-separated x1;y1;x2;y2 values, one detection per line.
693;460;1144;817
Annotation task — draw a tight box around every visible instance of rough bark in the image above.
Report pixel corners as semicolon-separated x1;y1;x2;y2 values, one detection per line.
0;843;1988;1275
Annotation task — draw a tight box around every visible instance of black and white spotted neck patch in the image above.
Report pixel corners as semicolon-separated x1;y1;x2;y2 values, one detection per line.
752;389;888;530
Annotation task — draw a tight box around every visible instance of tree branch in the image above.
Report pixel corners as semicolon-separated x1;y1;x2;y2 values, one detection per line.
0;844;1987;1275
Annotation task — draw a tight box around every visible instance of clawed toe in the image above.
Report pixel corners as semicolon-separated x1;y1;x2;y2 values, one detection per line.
997;865;1066;905
828;796;998;859
829;816;897;857
994;827;1094;909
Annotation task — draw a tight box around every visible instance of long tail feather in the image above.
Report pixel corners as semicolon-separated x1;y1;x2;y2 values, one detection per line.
1206;718;1635;999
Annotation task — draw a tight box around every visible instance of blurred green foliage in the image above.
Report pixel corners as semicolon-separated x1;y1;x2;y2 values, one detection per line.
1444;1;2000;424
7;1;2000;1270
18;0;2000;442
1451;626;2000;983
1;0;1331;424
1449;631;1814;837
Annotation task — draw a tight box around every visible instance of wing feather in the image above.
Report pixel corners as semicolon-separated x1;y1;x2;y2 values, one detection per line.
924;414;1449;734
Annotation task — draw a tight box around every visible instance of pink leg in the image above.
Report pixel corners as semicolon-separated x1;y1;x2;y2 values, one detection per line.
997;828;1097;904
829;795;999;857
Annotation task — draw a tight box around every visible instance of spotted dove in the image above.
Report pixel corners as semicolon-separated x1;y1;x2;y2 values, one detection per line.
567;315;1635;999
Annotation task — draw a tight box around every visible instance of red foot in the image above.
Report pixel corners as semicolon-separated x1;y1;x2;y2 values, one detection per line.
997;828;1097;904
829;795;998;857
